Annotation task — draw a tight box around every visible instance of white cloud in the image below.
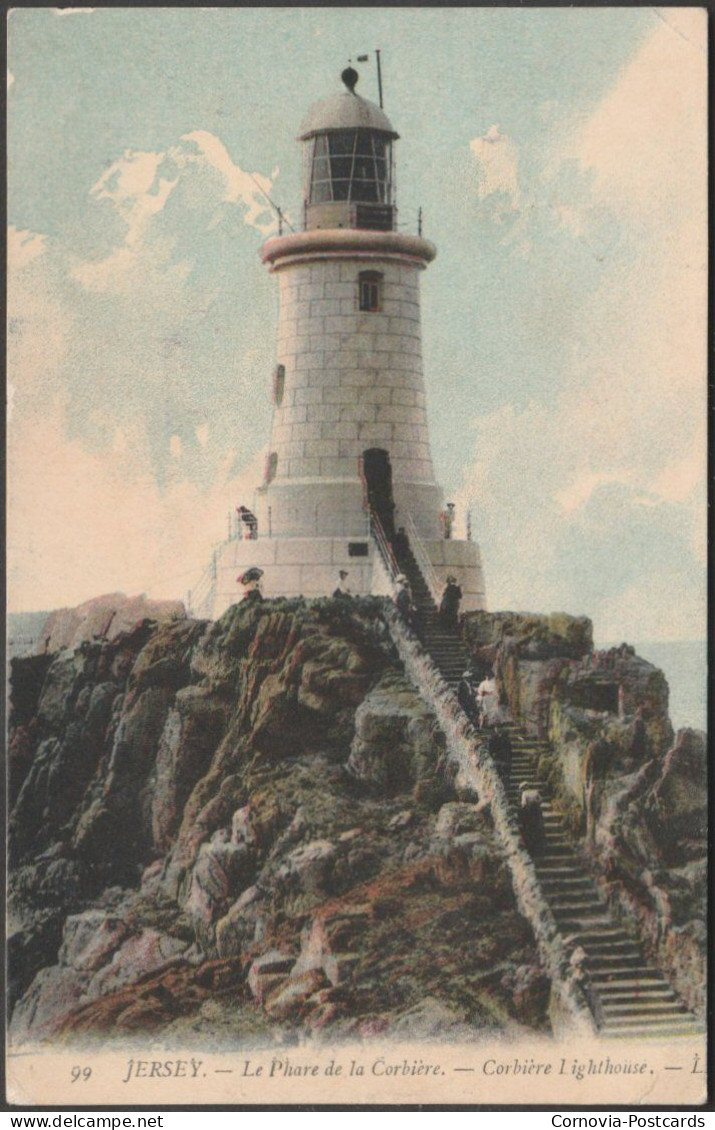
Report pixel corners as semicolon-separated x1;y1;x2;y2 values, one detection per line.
71;133;276;292
90;150;178;248
7;388;268;611
469;124;519;207
458;13;706;641
180;131;277;234
9;226;47;269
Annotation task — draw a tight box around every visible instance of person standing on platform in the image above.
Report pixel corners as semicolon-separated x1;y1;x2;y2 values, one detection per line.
333;570;352;598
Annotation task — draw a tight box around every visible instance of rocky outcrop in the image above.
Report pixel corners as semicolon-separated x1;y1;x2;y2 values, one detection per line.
8;597;550;1045
587;728;707;1016
9;592;186;659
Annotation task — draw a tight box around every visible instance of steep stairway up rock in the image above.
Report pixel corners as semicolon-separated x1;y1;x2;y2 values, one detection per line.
500;727;702;1038
375;524;702;1039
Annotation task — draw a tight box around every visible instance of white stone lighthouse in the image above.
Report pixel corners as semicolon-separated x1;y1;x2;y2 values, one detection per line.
192;68;486;618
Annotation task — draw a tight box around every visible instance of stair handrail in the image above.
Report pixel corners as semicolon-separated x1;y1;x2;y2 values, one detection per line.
368;509;400;583
404;511;442;606
188;560;216;617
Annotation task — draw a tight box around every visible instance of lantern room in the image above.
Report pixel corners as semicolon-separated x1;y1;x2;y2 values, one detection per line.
299;67;399;232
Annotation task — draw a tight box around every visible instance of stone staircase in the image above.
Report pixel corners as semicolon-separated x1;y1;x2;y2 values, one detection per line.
385;528;703;1039
504;728;702;1039
392;540;471;690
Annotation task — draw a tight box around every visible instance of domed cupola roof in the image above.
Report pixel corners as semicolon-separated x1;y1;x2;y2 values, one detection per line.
299;70;399;140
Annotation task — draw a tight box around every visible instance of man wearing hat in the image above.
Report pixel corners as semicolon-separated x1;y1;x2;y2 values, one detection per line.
394;574;417;633
333;570;351;599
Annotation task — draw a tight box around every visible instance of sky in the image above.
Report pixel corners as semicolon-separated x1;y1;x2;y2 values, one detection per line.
7;7;707;644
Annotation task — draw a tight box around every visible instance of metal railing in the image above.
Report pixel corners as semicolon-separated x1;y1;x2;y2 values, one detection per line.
187;562;215;618
404;511;442;606
230;509;372;541
368;509;400;583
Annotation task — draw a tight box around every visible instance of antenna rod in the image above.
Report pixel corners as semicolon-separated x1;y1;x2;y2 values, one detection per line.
375;48;383;108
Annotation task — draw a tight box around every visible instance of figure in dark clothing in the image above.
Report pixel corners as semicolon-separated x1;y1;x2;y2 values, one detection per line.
236;505;258;540
439;575;462;630
519;788;547;855
489;726;513;786
457;670;479;726
237;566;264;602
393;527;409;559
394;575;417;634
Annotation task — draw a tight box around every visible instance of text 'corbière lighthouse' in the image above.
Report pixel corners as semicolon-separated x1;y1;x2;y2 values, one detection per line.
192;67;486;617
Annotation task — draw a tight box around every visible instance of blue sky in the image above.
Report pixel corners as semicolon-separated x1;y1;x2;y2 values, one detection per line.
7;7;707;642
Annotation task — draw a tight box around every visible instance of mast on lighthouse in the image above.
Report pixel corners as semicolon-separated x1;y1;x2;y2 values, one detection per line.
199;67;486;615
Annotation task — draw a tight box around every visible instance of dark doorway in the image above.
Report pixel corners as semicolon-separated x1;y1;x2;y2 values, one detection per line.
361;448;396;540
569;681;620;714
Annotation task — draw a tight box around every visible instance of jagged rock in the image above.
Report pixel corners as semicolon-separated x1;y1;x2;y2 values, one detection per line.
10;964;89;1043
247;950;295;1002
183;831;255;943
59;912;130;972
433;801;489;840
215;885;267;958
388;811;414;831
264;968;329;1020
389;995;473;1039
231;804;258;847
293;907;371;978
463;611;593;662
85;929;188;1000
347;674;438;790
151;687;228;852
500;964;551;1028
276;840;337;895
7;910;66;1013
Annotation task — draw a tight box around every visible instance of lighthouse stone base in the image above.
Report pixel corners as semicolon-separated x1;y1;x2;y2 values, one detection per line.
192;534;486;621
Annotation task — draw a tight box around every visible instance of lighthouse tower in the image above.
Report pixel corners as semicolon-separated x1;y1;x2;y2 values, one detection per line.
195;68;485;617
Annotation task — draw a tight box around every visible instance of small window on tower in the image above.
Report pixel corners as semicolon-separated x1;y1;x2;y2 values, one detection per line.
273;364;285;405
358;271;382;313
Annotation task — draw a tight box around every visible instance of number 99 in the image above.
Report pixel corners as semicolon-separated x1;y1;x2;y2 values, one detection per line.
71;1066;92;1083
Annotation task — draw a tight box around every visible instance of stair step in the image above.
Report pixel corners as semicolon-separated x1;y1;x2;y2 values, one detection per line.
598;987;679;1002
573;927;633;941
588;954;647;969
552;903;606;916
541;876;593;887
599;1014;699;1031
590;967;664;982
600;1000;688;1017
582;940;643;955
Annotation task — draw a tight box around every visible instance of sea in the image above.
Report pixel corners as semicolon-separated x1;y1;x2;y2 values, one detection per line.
599;639;707;734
